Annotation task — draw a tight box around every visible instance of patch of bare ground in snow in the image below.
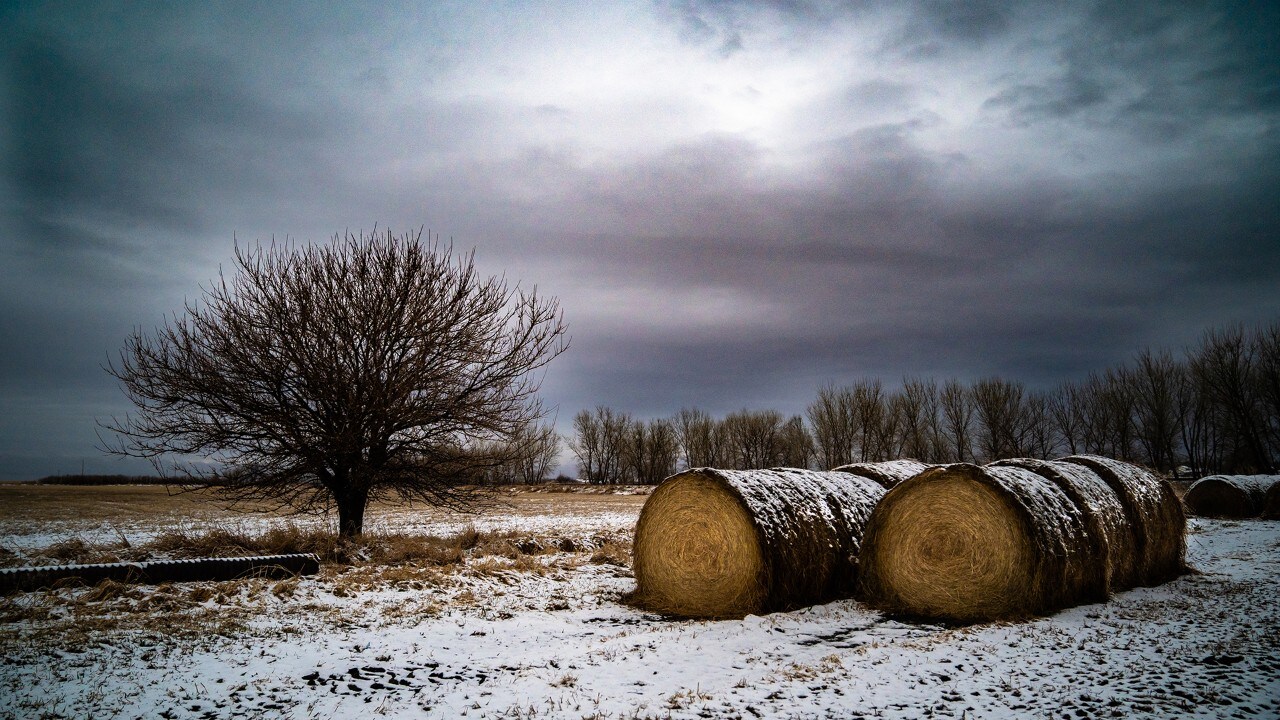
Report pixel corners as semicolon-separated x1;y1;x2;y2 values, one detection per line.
1;492;1278;719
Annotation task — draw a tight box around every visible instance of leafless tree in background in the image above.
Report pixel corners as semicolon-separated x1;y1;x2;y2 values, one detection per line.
721;409;785;469
509;422;561;484
1129;349;1182;474
104;230;568;536
807;384;859;468
569;321;1280;479
1075;371;1134;459
853;379;887;462
1190;325;1273;472
623;418;680;484
777;415;815;468
674;407;721;469
939;380;974;463
1048;382;1086;456
898;377;939;461
569;406;631;484
1254;325;1280;464
971;378;1027;461
1021;391;1056;460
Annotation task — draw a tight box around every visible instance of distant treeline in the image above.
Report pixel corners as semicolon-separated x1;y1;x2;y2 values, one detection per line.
35;474;168;486
569;321;1280;483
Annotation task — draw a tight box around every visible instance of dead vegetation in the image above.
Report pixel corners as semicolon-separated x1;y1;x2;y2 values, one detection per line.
0;522;634;653
10;522;629;569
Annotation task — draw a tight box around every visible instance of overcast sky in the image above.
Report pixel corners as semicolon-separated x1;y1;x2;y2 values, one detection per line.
2;1;1277;479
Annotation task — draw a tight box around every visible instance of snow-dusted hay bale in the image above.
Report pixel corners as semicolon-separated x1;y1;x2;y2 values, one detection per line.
631;467;885;618
1184;475;1279;519
1266;481;1280;520
831;459;932;489
1061;455;1186;585
859;463;1104;622
992;457;1137;592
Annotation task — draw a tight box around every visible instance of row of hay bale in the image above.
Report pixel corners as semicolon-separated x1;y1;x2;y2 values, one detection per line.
628;460;929;618
1183;474;1280;519
860;456;1185;622
631;455;1186;623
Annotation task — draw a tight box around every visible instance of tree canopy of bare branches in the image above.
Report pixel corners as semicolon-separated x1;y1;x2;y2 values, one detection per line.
103;230;569;536
568;319;1280;482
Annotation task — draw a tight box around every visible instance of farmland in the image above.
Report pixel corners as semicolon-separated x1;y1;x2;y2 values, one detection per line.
1;484;1278;719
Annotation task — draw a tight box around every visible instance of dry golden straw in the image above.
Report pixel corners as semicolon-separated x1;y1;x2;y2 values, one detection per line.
992;457;1136;593
1184;475;1279;519
630;468;885;618
1061;455;1186;585
832;459;931;489
858;463;1102;622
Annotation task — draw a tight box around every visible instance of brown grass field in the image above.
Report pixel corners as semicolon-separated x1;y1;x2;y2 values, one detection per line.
0;482;649;526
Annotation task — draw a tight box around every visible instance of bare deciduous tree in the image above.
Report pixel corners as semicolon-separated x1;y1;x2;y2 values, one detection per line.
104;230;568;536
1190;325;1273;472
777;415;815;469
509;422;561;485
1048;382;1085;456
939;380;974;463
1129;349;1182;474
721;409;784;469
621;418;680;484
569;406;631;484
898;377;939;461
971;377;1028;461
853;379;887;462
1254;324;1280;464
673;407;721;469
807;384;859;469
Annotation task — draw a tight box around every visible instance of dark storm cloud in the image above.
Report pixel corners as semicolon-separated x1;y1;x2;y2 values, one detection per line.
6;33;315;238
1;1;1277;478
983;1;1280;138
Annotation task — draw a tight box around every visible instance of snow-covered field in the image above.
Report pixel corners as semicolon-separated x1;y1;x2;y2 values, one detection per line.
1;490;1278;719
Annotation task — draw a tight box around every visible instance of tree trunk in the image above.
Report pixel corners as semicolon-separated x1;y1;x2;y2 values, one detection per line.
336;486;369;538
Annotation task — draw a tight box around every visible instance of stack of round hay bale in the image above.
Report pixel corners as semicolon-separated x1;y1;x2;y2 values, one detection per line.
858;455;1186;623
1183;474;1280;519
630;464;915;618
832;459;932;489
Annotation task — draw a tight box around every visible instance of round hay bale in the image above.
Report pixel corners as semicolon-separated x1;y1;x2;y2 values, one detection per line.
992;457;1136;592
858;463;1102;622
1060;455;1186;585
1265;480;1280;520
832;459;932;489
1184;475;1279;519
631;467;885;618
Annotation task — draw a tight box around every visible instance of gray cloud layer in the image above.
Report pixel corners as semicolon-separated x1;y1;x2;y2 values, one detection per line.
2;0;1277;477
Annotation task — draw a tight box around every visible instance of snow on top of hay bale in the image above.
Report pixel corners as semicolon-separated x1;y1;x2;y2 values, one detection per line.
1185;475;1280;518
831;459;932;488
858;463;1104;622
1061;455;1186;585
993;457;1135;592
1265;481;1280;520
631;467;885;618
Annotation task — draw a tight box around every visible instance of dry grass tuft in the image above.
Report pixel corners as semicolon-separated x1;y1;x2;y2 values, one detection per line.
0;546;25;568
147;525;340;560
590;539;631;567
